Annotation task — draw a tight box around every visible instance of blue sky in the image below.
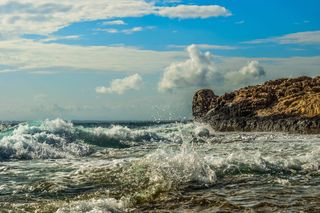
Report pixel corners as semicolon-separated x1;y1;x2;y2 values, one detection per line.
0;0;319;120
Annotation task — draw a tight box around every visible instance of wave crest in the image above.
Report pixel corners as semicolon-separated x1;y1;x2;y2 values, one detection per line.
0;119;92;160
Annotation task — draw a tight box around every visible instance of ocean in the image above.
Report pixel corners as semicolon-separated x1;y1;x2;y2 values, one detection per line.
0;118;319;212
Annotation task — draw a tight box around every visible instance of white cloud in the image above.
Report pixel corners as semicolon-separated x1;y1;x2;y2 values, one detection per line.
244;30;320;45
29;71;58;75
123;27;144;34
210;55;320;93
158;45;320;93
0;68;18;74
239;61;265;77
158;46;265;92
169;44;237;50
157;0;182;3
0;39;184;73
225;61;266;84
102;28;119;33
39;35;81;42
159;44;320;92
103;20;126;25
157;5;231;19
96;74;143;94
99;26;148;34
158;44;217;92
0;0;154;37
0;1;231;37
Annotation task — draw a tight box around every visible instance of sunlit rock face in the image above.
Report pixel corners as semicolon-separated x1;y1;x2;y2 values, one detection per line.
193;76;320;133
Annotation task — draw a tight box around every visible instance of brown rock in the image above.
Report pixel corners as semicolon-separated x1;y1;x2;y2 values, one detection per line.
193;76;320;133
192;89;218;117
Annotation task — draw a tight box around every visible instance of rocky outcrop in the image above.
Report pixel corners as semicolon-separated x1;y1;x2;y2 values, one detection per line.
193;76;320;133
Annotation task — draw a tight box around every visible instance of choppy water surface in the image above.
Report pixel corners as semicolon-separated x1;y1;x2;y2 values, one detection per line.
0;119;319;212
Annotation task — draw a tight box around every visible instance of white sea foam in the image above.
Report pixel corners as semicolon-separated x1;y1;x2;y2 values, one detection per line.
207;145;320;176
1;118;319;177
133;133;320;190
136;142;217;189
41;118;75;134
1;120;320;212
56;197;127;213
90;125;164;143
0;119;92;160
88;122;215;145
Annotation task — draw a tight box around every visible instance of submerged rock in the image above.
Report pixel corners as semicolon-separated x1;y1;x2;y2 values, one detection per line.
193;76;320;133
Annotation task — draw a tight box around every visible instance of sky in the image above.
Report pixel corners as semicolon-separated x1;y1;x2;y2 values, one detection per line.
0;0;319;121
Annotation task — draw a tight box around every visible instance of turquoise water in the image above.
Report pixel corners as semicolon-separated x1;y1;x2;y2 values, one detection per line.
0;119;319;212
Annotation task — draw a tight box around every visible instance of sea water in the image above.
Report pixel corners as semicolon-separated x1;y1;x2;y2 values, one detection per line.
0;118;319;212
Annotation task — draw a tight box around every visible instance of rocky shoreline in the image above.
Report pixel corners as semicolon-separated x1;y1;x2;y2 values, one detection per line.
193;76;320;133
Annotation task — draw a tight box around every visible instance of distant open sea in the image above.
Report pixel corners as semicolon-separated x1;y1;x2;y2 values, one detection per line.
0;118;320;212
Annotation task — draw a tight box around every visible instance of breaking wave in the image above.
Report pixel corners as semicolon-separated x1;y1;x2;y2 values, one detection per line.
133;140;320;188
0;119;92;160
0;119;210;160
1;119;320;212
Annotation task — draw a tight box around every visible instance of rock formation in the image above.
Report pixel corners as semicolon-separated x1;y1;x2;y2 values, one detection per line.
193;76;320;133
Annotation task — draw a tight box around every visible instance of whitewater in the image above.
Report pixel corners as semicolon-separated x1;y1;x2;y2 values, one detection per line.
0;118;319;212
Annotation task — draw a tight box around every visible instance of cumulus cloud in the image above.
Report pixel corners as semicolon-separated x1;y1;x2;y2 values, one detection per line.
239;61;265;76
244;30;320;45
0;1;231;37
157;5;231;19
96;74;143;94
225;61;266;84
158;45;268;92
158;44;217;92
